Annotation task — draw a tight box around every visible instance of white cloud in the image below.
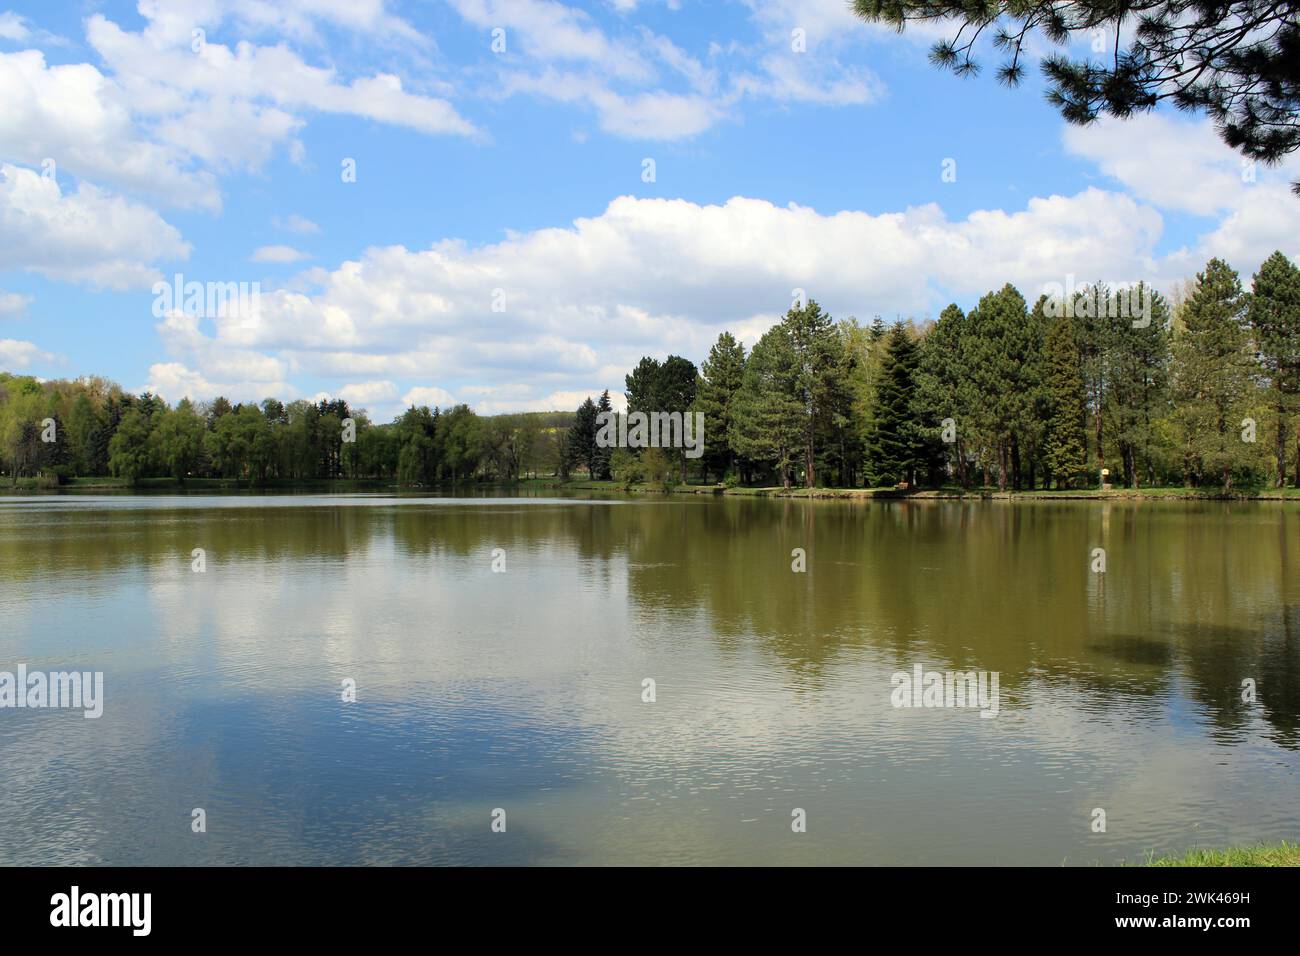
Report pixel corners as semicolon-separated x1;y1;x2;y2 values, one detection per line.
252;244;310;263
0;338;57;368
274;213;320;234
469;386;628;414
402;385;457;408
338;379;399;405
733;54;880;106
86;11;479;146
454;0;885;140
1176;182;1300;269
0;289;32;316
1063;114;1261;216
146;187;1187;413
450;0;655;82
0;2;476;223
142;360;295;404
0;163;189;290
501;68;722;139
169;0;427;46
0;11;31;42
0;49;221;211
1063;114;1300;266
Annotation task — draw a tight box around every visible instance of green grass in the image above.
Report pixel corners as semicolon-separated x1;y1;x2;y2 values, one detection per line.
1144;841;1300;867
7;475;1300;499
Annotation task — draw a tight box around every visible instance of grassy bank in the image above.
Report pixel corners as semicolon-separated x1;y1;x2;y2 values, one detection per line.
2;475;394;492
7;474;1300;500
1145;842;1300;867
528;478;1300;501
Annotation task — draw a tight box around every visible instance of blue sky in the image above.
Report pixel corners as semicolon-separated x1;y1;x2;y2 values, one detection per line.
1;0;1297;421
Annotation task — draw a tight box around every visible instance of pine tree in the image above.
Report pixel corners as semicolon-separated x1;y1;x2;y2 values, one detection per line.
572;397;599;479
783;298;841;487
1042;314;1089;488
864;323;921;486
1248;251;1300;486
730;326;803;488
915;304;965;486
696;332;746;482
961;284;1032;490
1172;259;1255;489
1105;284;1172;487
592;391;613;480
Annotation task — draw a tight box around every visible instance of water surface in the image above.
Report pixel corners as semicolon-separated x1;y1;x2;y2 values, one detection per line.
1;492;1296;865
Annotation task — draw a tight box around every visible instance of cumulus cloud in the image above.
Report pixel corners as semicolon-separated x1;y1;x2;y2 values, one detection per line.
0;49;222;211
142;360;295;404
1063;114;1271;216
0;2;476;220
0;164;189;289
0;289;32;316
252;244;310;263
0;338;58;368
141;187;1189;412
1063;114;1300;266
338;379;400;405
274;213;320;234
402;385;457;407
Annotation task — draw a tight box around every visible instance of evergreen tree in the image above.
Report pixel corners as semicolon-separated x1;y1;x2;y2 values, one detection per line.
696;332;746;481
660;356;698;482
961;284;1033;490
730;326;803;488
784;298;841;487
573;396;599;479
1042;314;1089;488
1105;284;1172;487
624;357;663;415
1172;259;1255;488
915;304;966;486
624;354;697;482
864;323;922;486
823;321;867;487
592;391;614;480
1248;251;1300;486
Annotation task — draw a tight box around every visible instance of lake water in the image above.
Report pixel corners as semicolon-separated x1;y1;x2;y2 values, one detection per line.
1;492;1296;865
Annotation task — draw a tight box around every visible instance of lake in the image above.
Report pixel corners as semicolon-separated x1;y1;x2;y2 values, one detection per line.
1;492;1296;865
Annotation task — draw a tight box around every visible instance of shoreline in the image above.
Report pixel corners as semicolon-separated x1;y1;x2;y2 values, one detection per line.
536;479;1300;502
2;476;1300;504
1142;842;1300;867
3;475;1299;501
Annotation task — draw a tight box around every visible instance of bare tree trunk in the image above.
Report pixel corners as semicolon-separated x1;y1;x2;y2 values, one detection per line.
1276;400;1288;487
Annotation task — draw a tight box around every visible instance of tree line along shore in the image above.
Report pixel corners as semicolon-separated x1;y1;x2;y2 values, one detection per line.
2;253;1298;495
